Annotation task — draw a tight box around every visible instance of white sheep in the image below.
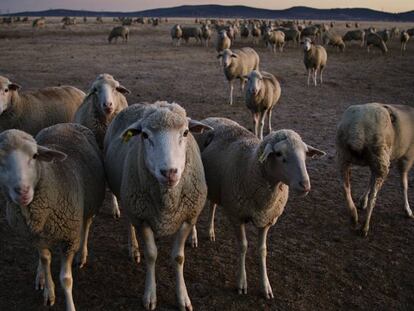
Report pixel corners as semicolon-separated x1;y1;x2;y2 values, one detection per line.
194;117;325;299
201;24;212;47
302;37;327;87
104;101;211;311
217;47;260;105
336;103;414;236
0;124;106;311
216;29;231;52
170;24;183;47
264;29;285;53
0;75;85;135
74;73;130;219
245;70;282;140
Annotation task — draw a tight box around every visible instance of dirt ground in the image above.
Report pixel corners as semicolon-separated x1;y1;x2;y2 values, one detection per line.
0;17;414;311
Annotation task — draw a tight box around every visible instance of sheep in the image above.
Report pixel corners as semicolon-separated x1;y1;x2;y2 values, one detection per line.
408;28;414;36
32;18;45;29
0;76;84;135
400;31;410;55
282;28;300;47
170;24;183;47
366;32;388;54
0;124;106;311
336;103;414;237
377;29;390;43
245;70;281;140
181;26;202;44
217;48;260;106
108;26;129;44
104;101;211;310
343;30;365;47
251;24;261;44
241;24;249;39
346;23;352;28
216;29;231;52
201;24;212;47
73;74;129;219
96;16;103;24
391;27;400;39
355;22;360;28
302;37;327;87
264;29;285;53
193;117;325;299
301;26;320;41
323;31;346;52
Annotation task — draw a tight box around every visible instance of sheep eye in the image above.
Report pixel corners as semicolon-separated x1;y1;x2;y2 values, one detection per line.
274;152;282;157
142;132;149;139
33;153;38;159
183;129;189;137
4;89;8;93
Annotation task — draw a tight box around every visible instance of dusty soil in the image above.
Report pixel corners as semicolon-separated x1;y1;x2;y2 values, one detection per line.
0;17;414;311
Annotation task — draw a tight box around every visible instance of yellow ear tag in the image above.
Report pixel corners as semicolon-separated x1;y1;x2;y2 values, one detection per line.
123;130;134;143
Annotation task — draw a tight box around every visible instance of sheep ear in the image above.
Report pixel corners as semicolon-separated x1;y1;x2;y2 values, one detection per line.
8;83;21;91
188;119;213;133
116;85;131;95
306;144;326;159
121;121;142;143
258;143;274;163
231;54;238;58
36;146;67;162
217;53;223;59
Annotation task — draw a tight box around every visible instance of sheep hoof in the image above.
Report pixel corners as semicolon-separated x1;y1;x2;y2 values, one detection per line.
238;287;247;295
178;297;193;311
43;288;55;306
361;228;369;237
406;212;414;219
209;231;216;242
130;249;141;264
143;291;157;310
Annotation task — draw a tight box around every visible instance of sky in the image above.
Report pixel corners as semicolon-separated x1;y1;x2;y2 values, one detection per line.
0;0;412;14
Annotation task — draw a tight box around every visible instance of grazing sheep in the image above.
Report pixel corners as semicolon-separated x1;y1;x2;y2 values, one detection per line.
104;102;211;310
264;29;285;53
194;117;325;299
32;18;45;28
282;28;300;47
182;26;202;44
0;124;106;311
377;29;390;43
0;76;84;135
343;30;365;47
201;24;212;47
217;48;260;105
346;23;352;28
245;70;281;140
400;31;410;55
74;74;129;219
216;29;231;52
336;103;414;236
323;31;346;52
170;24;183;47
302;38;327;87
366;32;388;54
108;26;129;44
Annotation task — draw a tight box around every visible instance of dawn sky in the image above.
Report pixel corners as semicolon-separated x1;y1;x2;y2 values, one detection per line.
0;0;412;14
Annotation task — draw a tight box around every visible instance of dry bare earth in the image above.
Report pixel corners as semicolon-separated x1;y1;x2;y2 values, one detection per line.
0;17;414;310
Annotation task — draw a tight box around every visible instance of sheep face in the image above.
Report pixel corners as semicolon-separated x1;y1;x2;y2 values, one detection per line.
246;70;263;96
0;77;20;115
259;130;325;196
90;74;130;116
121;104;211;188
0;130;66;206
219;30;228;39
219;49;237;68
303;38;312;52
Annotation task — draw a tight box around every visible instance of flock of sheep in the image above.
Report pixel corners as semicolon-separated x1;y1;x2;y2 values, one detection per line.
0;16;413;311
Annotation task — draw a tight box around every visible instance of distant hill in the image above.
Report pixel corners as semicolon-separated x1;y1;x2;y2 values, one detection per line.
4;5;414;22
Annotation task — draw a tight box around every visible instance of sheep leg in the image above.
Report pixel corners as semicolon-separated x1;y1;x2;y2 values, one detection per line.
362;176;385;237
313;69;318;87
128;223;141;264
190;225;198;248
253;113;259;137
60;252;76;311
234;223;248;294
259;112;266;140
320;68;324;85
172;222;193;311
340;163;358;225
307;69;311;86
39;248;55;306
208;202;217;241
358;173;375;210
399;159;414;218
229;80;234;106
75;216;93;268
139;223;157;310
240;78;246;92
267;109;273;134
35;257;45;290
111;193;121;219
258;225;273;299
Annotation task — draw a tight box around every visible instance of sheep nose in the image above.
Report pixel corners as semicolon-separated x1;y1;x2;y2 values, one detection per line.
14;185;29;195
299;181;311;192
160;168;178;179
